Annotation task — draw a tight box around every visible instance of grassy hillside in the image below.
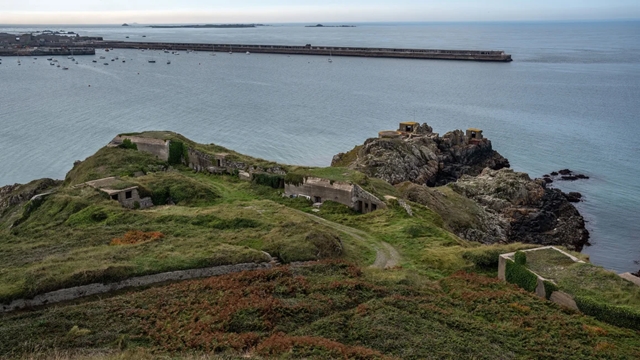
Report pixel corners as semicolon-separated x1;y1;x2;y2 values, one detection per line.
2;262;639;359
1;131;639;359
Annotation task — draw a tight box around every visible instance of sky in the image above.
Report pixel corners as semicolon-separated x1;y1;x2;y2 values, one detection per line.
1;0;639;25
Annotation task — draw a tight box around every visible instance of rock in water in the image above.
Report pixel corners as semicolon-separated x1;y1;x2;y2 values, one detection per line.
332;124;509;186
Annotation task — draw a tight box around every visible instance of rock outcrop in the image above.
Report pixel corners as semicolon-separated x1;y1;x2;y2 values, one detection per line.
332;124;509;186
0;178;61;216
450;168;590;251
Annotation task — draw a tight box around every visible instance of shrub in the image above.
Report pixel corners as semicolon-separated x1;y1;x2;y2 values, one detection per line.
284;173;306;186
505;259;538;293
462;248;503;268
168;140;186;165
543;280;559;300
118;138;138;150
514;251;527;265
574;296;640;331
252;173;284;189
110;230;164;245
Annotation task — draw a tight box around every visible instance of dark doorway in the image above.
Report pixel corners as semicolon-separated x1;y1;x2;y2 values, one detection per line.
314;196;322;203
111;194;118;201
372;203;377;211
217;159;222;167
125;191;132;199
471;132;477;139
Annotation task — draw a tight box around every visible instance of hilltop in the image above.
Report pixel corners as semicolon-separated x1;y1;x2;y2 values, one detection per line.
0;128;638;359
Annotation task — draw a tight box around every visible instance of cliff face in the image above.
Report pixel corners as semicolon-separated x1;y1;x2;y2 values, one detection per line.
0;179;61;217
332;125;509;186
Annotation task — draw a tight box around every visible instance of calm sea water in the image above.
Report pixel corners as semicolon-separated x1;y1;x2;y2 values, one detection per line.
1;22;639;272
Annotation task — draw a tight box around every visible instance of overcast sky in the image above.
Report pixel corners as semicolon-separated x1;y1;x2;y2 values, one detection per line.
1;0;639;24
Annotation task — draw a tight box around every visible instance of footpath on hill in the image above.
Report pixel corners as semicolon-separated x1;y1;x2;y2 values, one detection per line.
297;210;401;269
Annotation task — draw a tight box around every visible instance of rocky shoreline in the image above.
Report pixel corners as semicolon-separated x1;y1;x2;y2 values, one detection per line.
333;123;590;251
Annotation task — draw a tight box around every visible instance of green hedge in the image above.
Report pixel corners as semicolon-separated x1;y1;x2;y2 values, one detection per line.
575;296;640;331
543;280;558;300
252;173;284;189
462;248;503;268
168;140;186;165
118;138;138;150
514;251;527;265
505;259;538;293
284;173;306;187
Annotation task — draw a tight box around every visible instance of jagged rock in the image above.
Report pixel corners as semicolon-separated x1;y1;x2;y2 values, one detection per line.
332;124;509;186
0;178;61;216
450;168;590;251
564;192;582;203
559;169;572;175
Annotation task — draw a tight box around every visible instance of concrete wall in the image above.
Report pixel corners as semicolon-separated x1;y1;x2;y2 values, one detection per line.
109;136;170;161
285;177;386;213
352;185;387;213
499;246;584;310
1;262;272;313
285;177;354;205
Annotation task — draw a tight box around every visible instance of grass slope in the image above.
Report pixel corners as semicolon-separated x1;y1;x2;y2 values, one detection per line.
1;262;639;359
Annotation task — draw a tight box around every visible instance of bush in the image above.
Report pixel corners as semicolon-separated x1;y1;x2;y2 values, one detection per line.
462;248;503;268
284;173;306;186
168;140;186;165
252;173;284;189
514;251;527;265
505;259;538;293
543;280;559;300
118;138;138;150
575;296;640;331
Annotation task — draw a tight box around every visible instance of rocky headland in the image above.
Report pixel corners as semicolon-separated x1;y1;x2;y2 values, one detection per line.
332;123;509;186
333;123;590;250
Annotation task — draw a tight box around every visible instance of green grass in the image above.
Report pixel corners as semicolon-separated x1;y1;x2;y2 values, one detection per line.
0;188;371;303
65;147;166;186
525;248;640;309
3;131;640;358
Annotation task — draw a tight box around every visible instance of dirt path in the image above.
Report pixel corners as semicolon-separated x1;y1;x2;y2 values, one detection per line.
297;211;401;269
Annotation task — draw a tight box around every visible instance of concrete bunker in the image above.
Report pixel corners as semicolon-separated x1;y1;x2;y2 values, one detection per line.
101;186;154;209
284;177;386;214
398;121;419;133
108;135;171;161
466;128;484;142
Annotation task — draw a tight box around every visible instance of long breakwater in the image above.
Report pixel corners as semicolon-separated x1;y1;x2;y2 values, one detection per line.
97;41;513;62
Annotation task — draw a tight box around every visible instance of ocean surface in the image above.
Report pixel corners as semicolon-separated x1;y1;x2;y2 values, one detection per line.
0;21;639;273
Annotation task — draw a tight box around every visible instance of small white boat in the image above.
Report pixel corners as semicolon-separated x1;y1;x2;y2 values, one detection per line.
62;67;69;70
246;51;250;55
50;62;55;65
92;60;97;63
167;60;171;64
99;56;105;59
56;64;60;67
47;57;53;60
104;63;109;65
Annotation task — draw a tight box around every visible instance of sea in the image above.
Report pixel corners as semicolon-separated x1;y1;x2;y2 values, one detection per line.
0;21;639;273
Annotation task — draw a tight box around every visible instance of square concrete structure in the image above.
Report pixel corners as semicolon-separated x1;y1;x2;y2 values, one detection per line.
499;246;585;310
108;135;170;161
398;122;419;133
101;187;153;209
284;177;386;213
466;128;484;141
